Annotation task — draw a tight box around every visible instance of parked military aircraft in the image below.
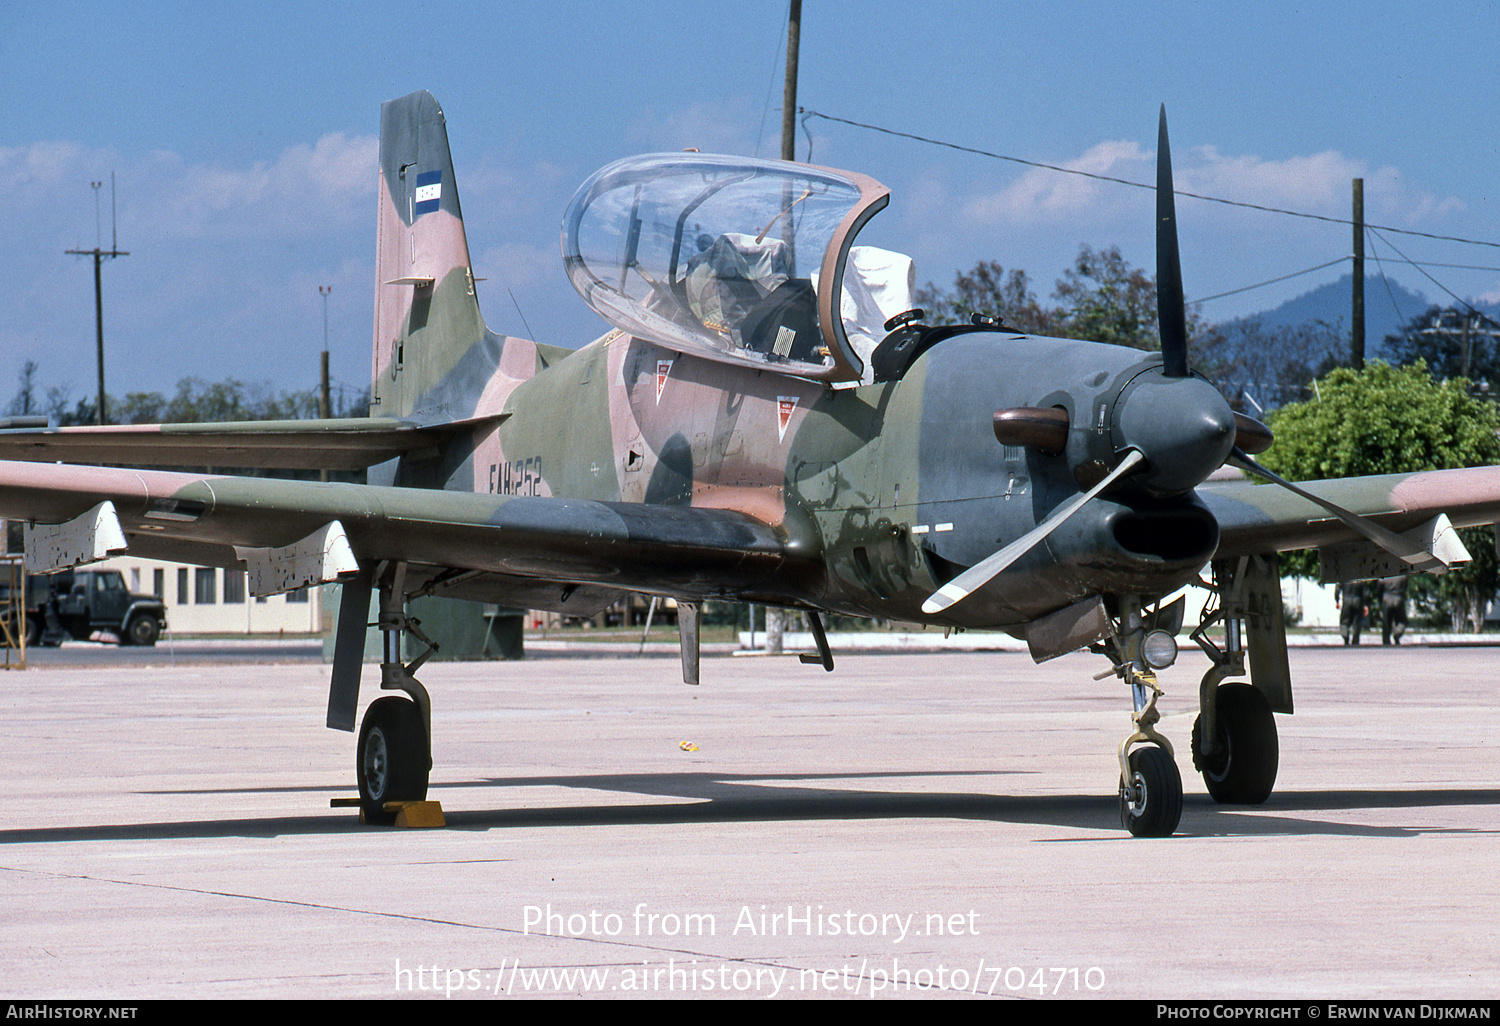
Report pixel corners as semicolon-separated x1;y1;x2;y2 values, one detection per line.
3;92;1498;834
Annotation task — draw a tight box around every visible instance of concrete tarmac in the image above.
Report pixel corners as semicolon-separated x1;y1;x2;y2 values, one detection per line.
2;646;1498;1000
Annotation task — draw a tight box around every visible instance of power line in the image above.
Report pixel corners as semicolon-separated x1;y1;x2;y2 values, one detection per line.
1362;227;1410;330
800;108;1500;251
1367;227;1500;330
1193;256;1350;303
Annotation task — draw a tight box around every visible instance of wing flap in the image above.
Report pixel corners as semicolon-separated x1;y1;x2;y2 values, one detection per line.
0;415;507;471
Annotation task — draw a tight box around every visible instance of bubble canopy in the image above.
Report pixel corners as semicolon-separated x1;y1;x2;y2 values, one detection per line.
562;153;890;383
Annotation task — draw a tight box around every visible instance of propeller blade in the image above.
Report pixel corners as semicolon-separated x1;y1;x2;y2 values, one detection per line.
1156;105;1188;378
1228;449;1448;573
1232;413;1274;456
922;449;1146;615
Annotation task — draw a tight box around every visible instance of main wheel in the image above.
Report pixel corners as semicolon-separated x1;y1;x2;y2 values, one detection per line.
123;613;159;647
357;697;430;825
1120;745;1183;837
1192;682;1278;804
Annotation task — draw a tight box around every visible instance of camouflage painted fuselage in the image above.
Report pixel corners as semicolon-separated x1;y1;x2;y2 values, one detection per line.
371;299;1218;630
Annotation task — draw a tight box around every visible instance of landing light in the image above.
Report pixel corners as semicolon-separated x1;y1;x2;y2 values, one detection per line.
1142;629;1178;669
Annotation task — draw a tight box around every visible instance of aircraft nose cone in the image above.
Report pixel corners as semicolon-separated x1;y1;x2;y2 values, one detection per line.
1116;374;1236;494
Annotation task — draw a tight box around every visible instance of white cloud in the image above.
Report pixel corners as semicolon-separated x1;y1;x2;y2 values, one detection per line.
3;133;379;243
963;139;1153;224
1182;145;1466;231
147;132;378;239
1185;145;1362;212
938;136;1469;244
475;241;560;295
625;100;759;156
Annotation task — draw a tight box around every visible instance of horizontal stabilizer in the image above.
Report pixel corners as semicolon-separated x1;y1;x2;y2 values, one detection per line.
0;415;506;471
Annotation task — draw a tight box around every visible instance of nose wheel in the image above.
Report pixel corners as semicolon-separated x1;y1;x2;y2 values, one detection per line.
1120;744;1182;837
1116;668;1183;837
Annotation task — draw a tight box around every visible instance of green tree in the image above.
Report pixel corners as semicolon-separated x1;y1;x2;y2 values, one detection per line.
1263;361;1500;630
912;260;1060;334
1052;244;1158;349
915;244;1218;355
5;360;41;417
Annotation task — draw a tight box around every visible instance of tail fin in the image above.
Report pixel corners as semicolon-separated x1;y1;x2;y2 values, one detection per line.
372;91;487;420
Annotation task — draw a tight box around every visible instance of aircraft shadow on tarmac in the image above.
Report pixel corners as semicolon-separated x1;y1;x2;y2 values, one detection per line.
2;772;1499;844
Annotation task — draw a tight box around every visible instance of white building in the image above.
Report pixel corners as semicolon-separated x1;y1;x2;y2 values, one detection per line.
94;555;323;636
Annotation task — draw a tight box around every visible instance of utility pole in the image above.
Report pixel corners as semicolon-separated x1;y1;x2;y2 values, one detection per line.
318;285;332;419
1351;178;1364;371
781;0;801;163
319;285;332;482
66;175;127;425
765;0;802;656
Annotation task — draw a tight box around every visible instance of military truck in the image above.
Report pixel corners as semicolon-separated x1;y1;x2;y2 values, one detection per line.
1;568;167;647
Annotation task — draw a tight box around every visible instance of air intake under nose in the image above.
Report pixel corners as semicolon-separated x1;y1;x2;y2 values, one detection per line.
1109;504;1220;565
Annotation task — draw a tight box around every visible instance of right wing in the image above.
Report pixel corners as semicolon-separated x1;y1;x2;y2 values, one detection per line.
0;459;813;608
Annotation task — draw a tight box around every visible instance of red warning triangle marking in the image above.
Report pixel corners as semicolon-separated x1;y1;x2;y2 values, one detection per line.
655;360;672;404
777;396;798;441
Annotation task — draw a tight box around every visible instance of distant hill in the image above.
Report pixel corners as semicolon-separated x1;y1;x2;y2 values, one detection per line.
1221;274;1432;361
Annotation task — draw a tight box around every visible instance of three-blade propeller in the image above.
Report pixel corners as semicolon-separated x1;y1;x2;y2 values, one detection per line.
922;106;1452;618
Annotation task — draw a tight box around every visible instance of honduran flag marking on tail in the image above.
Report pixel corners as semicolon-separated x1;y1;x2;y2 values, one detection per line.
414;170;442;214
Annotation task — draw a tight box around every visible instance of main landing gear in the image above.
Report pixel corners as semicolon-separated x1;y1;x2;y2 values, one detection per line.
354;563;437;825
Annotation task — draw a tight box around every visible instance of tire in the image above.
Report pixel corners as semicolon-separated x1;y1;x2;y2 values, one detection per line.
1120;745;1183;837
24;616;42;648
357;697;430;825
123;614;160;647
1192;682;1278;804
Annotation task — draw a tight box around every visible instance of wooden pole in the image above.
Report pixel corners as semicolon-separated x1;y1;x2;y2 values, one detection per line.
1352;178;1365;370
766;0;802;654
780;0;801;163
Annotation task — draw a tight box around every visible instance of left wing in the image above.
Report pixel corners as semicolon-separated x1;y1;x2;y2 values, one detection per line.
0;459;813;605
1202;466;1500;559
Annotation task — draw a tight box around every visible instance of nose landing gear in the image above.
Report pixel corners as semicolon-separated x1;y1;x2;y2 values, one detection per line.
1116;667;1183;837
1105;597;1184;837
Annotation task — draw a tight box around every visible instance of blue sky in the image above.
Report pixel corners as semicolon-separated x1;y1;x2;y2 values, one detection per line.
5;1;1499;410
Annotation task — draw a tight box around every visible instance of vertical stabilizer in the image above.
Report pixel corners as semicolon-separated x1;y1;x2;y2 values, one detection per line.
373;91;487;420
